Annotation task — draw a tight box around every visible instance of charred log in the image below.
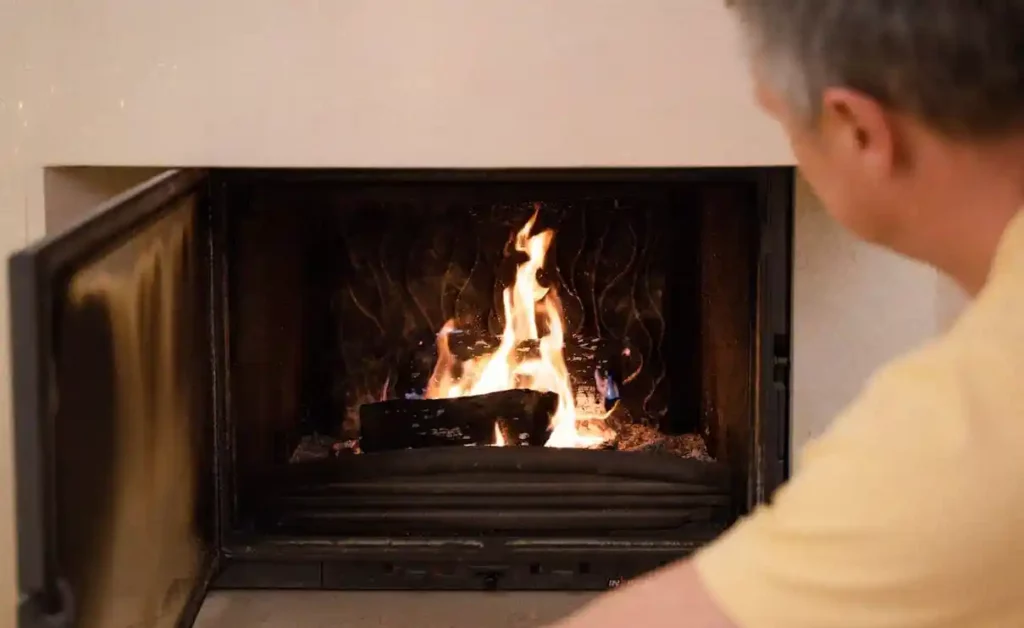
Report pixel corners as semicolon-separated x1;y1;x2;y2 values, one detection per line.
358;389;558;452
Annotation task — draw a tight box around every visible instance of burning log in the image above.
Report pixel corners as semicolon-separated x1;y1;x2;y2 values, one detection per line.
358;389;559;452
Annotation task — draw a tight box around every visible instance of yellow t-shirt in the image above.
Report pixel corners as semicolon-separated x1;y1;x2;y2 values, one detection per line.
695;210;1024;628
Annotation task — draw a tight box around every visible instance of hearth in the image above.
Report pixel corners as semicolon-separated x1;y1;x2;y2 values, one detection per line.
11;167;792;628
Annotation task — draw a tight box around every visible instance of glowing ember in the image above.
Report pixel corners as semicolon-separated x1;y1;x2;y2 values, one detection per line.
424;207;615;448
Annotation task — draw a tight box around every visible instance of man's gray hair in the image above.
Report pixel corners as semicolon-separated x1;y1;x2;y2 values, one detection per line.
726;1;1024;138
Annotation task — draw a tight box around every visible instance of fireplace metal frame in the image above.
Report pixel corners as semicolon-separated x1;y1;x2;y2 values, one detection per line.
207;167;793;592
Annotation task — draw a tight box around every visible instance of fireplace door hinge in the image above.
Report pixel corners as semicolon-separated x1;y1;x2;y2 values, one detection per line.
772;333;791;462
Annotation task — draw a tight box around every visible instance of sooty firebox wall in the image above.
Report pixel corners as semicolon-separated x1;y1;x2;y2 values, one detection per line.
225;172;763;542
318;199;709;456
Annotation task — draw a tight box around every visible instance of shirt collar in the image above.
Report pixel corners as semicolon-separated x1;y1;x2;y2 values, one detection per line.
989;209;1024;280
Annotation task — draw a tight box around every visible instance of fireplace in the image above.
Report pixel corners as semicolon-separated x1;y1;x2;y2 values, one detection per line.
11;167;792;628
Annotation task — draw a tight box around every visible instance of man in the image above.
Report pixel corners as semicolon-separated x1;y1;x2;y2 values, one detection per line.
555;2;1024;627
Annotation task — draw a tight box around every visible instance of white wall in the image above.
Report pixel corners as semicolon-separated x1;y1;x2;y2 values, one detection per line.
0;1;966;623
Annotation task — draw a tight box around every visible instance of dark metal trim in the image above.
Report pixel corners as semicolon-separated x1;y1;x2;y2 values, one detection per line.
215;533;724;591
214;166;790;186
221;533;724;559
751;168;794;506
207;177;234;554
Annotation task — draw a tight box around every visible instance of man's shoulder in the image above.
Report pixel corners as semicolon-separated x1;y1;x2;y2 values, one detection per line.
692;215;1024;628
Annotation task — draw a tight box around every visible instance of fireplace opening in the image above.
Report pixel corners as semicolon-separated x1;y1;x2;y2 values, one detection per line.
219;169;791;560
12;168;791;626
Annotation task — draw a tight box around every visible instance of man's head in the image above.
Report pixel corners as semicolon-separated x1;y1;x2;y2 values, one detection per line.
727;1;1024;276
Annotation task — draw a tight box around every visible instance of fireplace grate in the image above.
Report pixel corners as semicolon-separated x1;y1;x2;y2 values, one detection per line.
252;448;732;536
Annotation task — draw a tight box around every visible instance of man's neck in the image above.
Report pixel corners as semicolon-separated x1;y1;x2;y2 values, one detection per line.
911;139;1024;296
936;202;1020;296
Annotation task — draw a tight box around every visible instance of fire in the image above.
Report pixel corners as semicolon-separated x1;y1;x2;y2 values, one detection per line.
425;208;613;448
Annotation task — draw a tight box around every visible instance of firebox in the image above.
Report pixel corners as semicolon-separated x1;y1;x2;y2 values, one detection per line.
11;167;792;628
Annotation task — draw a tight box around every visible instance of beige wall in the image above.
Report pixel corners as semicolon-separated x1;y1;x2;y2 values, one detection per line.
0;1;966;624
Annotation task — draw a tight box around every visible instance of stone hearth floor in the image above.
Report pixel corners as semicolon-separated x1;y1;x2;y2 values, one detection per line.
194;590;597;627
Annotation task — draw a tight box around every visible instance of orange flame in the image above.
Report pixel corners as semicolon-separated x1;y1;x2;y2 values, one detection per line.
425;208;614;448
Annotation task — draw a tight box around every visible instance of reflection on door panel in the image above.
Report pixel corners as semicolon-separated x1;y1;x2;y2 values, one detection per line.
53;195;208;628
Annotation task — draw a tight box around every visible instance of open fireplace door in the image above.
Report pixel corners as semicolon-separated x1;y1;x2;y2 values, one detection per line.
10;170;218;628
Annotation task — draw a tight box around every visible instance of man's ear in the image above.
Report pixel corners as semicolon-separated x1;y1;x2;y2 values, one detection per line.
821;87;900;174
